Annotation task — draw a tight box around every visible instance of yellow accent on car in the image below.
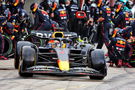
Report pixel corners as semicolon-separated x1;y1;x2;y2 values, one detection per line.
52;32;64;38
62;44;66;48
58;60;69;71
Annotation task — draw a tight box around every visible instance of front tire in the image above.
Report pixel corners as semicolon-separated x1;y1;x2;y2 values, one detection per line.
18;46;36;77
14;41;34;69
19;61;33;77
89;49;107;80
90;67;107;80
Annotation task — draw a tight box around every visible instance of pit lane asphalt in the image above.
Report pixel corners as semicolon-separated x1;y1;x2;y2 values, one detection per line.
0;58;135;90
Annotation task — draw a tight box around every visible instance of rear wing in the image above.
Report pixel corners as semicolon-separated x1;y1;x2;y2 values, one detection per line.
30;30;78;39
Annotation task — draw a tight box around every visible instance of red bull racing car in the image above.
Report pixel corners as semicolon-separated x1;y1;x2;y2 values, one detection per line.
14;30;107;80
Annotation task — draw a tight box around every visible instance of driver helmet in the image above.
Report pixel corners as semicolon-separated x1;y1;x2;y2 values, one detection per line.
48;39;60;48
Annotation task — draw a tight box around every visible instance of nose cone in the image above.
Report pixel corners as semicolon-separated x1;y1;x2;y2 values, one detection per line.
58;60;70;71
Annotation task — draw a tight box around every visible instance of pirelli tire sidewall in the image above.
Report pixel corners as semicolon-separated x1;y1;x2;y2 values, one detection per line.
91;49;107;75
18;46;37;77
21;46;36;68
14;41;36;69
2;35;13;57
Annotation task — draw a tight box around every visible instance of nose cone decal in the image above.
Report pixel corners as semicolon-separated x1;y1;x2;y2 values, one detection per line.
55;48;70;71
58;60;69;71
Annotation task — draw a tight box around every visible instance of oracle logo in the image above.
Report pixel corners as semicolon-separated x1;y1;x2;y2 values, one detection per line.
36;33;52;38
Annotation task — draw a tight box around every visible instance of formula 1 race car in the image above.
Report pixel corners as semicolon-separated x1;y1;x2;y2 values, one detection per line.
15;30;107;80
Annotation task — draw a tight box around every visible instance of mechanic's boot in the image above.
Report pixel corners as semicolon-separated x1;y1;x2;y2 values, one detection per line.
109;61;114;67
0;56;8;60
124;62;132;68
117;59;122;67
